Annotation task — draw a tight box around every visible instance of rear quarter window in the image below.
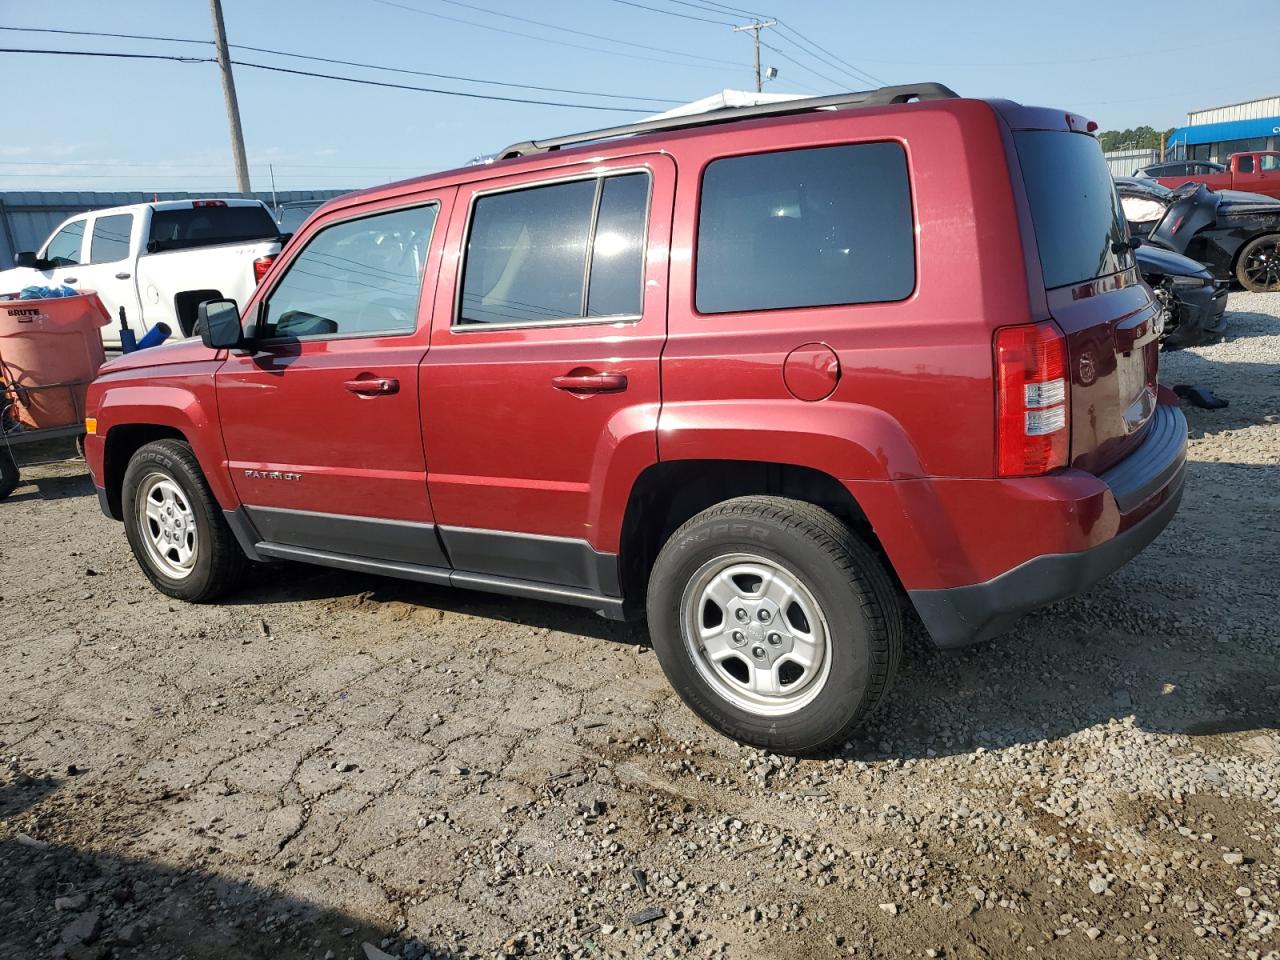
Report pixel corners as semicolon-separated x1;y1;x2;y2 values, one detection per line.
695;142;915;314
1015;131;1129;289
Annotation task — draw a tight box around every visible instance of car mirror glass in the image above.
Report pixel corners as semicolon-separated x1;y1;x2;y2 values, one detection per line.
197;299;245;350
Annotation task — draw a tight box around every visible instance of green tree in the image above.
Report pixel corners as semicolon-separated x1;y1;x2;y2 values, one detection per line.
1098;126;1176;153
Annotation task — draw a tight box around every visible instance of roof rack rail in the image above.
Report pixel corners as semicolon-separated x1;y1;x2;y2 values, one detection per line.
496;82;959;160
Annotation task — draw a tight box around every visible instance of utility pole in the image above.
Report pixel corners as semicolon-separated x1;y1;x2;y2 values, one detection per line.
209;0;251;192
732;19;777;93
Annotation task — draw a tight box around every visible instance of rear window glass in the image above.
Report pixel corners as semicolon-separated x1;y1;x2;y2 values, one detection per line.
148;205;278;248
1015;131;1129;289
695;142;915;314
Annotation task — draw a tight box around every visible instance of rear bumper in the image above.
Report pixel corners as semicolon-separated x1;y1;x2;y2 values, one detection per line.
905;402;1187;648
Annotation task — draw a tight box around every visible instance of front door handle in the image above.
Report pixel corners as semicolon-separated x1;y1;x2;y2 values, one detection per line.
551;372;628;394
115;271;131;280
344;377;399;396
61;276;78;284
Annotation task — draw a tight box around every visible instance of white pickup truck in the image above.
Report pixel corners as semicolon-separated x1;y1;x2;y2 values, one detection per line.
0;199;286;348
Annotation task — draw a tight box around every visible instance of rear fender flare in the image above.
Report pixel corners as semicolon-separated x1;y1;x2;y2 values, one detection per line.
656;400;926;481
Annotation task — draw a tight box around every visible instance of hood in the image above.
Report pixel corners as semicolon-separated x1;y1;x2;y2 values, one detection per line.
99;336;221;374
1135;243;1212;279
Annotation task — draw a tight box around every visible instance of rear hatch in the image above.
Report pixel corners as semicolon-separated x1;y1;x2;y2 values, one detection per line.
1011;124;1160;477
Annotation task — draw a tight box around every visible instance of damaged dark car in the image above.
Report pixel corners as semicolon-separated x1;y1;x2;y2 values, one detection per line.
1116;176;1280;292
1114;178;1229;347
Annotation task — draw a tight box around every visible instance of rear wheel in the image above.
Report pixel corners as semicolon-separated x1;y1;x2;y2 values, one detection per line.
646;496;902;755
122;439;247;601
1235;234;1280;292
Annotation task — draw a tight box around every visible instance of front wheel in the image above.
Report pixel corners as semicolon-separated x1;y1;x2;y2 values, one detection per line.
1235;234;1280;293
122;439;247;602
646;496;902;755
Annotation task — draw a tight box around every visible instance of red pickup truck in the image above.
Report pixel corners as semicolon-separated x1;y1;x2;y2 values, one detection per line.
1140;151;1280;199
83;85;1187;753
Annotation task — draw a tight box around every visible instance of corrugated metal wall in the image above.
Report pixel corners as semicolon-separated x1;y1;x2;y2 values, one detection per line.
0;189;349;265
1103;148;1159;177
1188;96;1280;126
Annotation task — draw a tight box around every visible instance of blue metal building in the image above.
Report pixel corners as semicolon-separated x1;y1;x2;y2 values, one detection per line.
1166;95;1280;163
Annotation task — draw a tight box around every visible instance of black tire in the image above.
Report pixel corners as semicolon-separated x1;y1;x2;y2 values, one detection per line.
646;496;902;755
0;447;18;500
121;439;247;601
1235;234;1280;293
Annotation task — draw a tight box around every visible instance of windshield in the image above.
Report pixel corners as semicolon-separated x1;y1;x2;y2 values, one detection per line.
1014;130;1130;289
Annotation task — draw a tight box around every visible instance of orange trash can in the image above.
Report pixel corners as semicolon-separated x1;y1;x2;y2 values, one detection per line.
0;291;110;429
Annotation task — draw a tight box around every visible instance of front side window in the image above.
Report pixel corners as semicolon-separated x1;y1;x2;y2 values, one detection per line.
90;214;134;264
1262;154;1280;171
458;171;650;326
261;204;437;340
695;142;915;314
45;219;86;266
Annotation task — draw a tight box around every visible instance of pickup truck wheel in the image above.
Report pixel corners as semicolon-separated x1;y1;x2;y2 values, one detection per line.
646;496;902;756
1235;234;1280;292
122;439;247;602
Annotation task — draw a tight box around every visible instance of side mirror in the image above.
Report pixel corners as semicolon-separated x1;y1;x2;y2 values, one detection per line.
14;251;40;269
198;299;245;350
1129;235;1143;250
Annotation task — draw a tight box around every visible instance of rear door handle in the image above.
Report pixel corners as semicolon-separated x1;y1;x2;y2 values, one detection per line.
343;377;399;396
551;372;628;393
61;276;77;284
114;272;131;280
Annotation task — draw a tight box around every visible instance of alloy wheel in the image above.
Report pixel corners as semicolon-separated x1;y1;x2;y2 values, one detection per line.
137;472;199;580
679;553;832;717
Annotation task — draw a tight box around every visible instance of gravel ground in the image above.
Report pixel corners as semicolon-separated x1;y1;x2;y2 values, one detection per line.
1;294;1277;960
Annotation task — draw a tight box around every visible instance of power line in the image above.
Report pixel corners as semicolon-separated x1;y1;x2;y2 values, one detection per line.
668;0;770;19
0;47;661;112
0;47;212;64
619;2;888;88
0;25;681;104
430;0;742;64
774;23;887;86
228;58;655;112
598;0;735;27
364;0;733;71
759;41;842;90
0;159;430;170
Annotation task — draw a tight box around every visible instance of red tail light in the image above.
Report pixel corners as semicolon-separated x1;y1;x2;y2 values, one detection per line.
253;255;276;284
995;322;1069;477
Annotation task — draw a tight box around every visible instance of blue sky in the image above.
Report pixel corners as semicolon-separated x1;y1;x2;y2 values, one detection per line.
1;0;1277;193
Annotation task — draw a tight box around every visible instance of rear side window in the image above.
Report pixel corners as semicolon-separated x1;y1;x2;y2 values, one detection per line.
148;205;278;251
1236;156;1255;173
1015;131;1129;289
459;171;650;326
90;214;133;264
695;142;915;314
260;204;437;340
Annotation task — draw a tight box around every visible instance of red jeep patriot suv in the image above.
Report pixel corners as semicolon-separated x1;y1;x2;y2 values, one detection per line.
84;84;1187;754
